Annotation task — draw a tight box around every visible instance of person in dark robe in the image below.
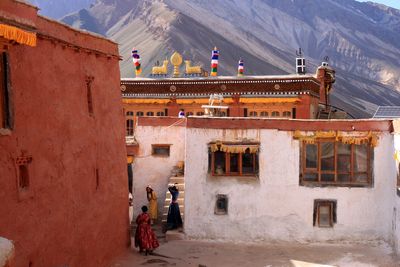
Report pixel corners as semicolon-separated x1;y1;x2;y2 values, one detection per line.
134;205;159;255
167;183;183;230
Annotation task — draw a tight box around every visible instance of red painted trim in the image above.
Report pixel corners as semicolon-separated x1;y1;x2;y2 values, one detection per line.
137;116;187;127
185;118;392;132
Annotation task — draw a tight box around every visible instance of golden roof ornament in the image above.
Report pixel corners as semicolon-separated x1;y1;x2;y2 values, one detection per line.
170;52;183;77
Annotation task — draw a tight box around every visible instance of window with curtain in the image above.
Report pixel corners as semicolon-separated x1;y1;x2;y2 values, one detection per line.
300;140;373;186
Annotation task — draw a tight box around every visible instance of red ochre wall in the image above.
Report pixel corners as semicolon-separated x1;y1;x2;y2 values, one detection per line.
0;2;129;267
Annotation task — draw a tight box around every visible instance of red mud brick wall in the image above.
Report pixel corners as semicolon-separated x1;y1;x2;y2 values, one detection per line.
0;2;129;267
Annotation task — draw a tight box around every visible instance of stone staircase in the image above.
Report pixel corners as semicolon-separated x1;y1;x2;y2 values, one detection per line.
161;176;185;224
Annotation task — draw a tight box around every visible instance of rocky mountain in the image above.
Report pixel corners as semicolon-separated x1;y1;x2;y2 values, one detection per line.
59;0;400;118
28;0;94;19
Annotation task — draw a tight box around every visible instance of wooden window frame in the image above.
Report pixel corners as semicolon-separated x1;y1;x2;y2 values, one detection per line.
283;111;291;117
151;144;171;157
156;111;165;116
210;149;259;177
249;111;258;117
313;200;336;228
136;111;144;117
146;111;154;116
300;139;373;187
260;111;269;117
215;194;228;215
271;111;280;117
126;111;134;116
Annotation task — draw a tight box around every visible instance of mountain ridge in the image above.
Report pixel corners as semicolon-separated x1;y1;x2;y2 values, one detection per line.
58;0;400;117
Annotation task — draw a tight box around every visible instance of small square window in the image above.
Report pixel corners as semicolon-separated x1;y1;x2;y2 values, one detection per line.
151;145;170;157
313;200;337;228
215;194;228;215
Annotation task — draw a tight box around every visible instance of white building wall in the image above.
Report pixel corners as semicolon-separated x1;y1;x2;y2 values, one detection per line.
184;128;397;243
393;134;400;253
132;125;185;219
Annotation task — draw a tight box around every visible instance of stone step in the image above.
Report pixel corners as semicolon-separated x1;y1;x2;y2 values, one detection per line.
166;191;185;198
165;199;184;204
163;204;184;209
169;177;185;183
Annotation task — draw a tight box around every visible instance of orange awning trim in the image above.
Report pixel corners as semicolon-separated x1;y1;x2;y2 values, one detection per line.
122;99;171;104
0;24;36;47
240;97;300;104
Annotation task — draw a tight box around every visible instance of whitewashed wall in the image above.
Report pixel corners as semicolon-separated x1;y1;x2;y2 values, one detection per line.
393;134;400;253
184;128;397;243
132;125;185;219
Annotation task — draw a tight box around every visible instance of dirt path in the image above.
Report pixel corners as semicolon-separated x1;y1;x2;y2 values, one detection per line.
111;238;399;267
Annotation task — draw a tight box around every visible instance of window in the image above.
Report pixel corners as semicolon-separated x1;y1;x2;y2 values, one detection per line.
136;111;144;116
209;143;259;176
126;119;134;136
220;111;227;117
249;111;257;117
271;111;280;117
196;112;204;116
152;144;170;157
260;111;268;117
16;155;33;190
215;194;228;215
126;111;134;116
313;200;337;228
283;111;291;117
300;140;373;186
146;111;154;116
86;76;94;116
156;111;165;116
186;112;194;116
0;52;12;129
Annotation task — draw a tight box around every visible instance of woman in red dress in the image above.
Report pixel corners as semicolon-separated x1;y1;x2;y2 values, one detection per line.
135;205;159;255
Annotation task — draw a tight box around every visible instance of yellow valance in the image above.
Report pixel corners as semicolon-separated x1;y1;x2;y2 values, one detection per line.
293;130;379;147
210;143;259;153
0;24;36;47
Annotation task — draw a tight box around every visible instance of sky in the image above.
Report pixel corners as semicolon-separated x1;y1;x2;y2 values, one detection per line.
357;0;400;9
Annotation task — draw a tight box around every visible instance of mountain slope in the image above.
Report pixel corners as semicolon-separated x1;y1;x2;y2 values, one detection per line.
28;0;94;18
61;0;400;118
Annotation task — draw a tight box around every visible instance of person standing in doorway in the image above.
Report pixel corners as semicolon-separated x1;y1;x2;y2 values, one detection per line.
134;205;159;255
146;185;157;224
167;183;183;230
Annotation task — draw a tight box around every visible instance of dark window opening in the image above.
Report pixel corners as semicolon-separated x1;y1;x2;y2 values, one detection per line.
95;168;100;190
292;108;297;119
156;111;165;116
146;111;154;116
313;200;337;227
215;194;228;215
0;52;12;129
19;165;29;189
86;76;94;116
283;111;291;117
126;119;134;136
152;144;170;157
126;111;134;116
196;111;204;116
137;111;144;116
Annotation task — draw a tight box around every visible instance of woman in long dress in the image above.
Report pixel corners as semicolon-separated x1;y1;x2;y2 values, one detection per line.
146;186;158;224
134;205;159;255
167;183;183;230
